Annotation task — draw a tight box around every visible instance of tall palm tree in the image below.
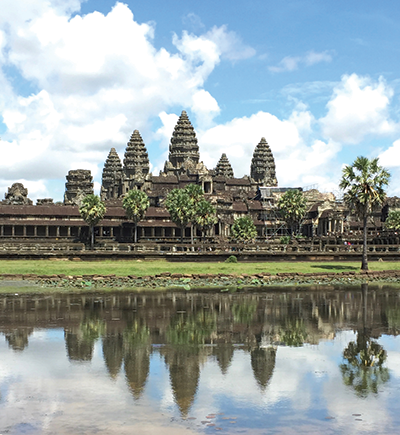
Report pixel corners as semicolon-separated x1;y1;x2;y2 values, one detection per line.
184;184;204;244
79;194;107;250
122;189;150;243
339;156;390;270
277;189;307;237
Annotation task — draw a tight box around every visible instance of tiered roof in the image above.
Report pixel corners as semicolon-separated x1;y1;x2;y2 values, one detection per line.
168;111;199;169
215;153;234;178
102;148;123;187
123;130;149;180
250;137;278;186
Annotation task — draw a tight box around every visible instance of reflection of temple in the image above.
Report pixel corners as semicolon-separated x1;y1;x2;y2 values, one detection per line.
162;347;201;417
124;345;151;400
4;327;33;351
251;347;277;390
1;290;400;408
1;110;396;245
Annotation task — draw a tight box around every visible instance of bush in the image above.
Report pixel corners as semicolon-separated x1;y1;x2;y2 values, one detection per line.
225;255;238;263
280;235;291;244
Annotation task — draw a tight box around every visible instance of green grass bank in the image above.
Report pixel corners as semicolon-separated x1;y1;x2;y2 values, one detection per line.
0;258;400;276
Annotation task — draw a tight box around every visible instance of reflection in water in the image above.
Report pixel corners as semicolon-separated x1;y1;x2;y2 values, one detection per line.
0;285;400;434
340;284;390;397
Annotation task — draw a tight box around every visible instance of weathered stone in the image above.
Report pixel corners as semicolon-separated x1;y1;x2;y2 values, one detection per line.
215;153;234;178
64;170;94;206
3;183;33;205
101;148;123;200
250;137;277;186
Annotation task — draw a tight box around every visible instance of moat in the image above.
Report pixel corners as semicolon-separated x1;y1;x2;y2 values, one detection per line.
1;286;400;434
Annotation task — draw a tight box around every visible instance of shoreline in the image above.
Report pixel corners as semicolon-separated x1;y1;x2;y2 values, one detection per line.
1;269;400;293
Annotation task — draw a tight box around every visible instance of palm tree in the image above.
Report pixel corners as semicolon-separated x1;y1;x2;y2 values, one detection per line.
339;156;390;270
185;184;204;244
165;188;192;243
195;199;217;242
122;189;150;243
79;194;106;250
277;189;307;237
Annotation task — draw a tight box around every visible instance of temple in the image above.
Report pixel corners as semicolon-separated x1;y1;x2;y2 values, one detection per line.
0;110;398;251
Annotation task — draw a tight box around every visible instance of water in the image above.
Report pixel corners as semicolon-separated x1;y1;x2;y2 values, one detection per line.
1;285;400;434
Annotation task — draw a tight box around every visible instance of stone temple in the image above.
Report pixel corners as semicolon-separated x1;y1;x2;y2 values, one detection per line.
0;110;396;247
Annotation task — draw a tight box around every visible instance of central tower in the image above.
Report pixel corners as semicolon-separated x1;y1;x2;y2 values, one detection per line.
163;111;200;176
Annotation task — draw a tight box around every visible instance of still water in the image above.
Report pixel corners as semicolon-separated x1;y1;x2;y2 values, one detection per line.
1;285;400;434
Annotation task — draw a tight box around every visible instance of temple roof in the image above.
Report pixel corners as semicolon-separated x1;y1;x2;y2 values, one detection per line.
123;130;150;180
250;138;278;187
215;153;234;178
102;148;123;186
167;111;199;170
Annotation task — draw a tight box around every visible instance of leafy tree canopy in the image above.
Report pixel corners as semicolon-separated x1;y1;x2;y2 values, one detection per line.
195;199;217;235
79;194;106;227
339;156;390;218
123;189;150;223
277;189;307;235
385;210;400;231
231;216;257;242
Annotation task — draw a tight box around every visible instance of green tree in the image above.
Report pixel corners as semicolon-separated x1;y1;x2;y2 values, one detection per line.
231;216;257;242
340;156;390;270
123;189;150;243
195;199;217;242
184;184;204;243
79;194;106;250
277;189;307;237
165;188;192;243
340;331;389;397
385;210;400;231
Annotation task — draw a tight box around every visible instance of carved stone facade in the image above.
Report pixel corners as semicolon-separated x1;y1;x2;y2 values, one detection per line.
250;137;278;187
0;110;395;245
3;183;33;205
64;170;94;206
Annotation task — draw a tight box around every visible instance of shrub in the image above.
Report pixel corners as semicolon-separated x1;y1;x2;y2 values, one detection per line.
280;235;291;244
225;255;238;263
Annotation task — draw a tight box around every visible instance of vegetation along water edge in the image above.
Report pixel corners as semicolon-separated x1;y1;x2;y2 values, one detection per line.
1;259;400;293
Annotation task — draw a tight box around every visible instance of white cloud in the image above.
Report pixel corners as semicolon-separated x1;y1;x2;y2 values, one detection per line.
269;50;332;73
0;1;256;201
320;74;396;144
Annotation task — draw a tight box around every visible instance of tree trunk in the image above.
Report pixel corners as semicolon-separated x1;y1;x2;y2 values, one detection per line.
361;215;368;270
90;225;94;250
191;224;194;244
134;222;138;244
181;226;184;244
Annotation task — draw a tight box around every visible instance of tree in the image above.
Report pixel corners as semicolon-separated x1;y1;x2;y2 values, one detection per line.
123;189;150;243
184;184;204;243
79;194;106;250
384;210;400;231
231;216;257;242
165;188;192;243
340;156;390;270
277;189;307;237
195;199;217;242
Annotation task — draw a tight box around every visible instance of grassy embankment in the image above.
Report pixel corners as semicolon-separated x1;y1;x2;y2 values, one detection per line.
1;259;400;276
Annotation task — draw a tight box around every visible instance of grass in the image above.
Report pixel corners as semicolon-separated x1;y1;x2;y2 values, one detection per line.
0;259;400;277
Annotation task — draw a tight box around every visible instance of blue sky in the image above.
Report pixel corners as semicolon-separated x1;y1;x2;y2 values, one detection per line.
1;0;400;201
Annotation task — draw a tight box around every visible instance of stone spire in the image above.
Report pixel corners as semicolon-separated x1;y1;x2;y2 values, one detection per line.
101;148;123;200
250;138;278;186
123;130;150;181
214;153;234;178
167;110;199;170
64;170;94;206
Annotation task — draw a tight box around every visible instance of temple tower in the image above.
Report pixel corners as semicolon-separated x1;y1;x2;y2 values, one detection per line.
101;148;123;200
163;111;200;175
64;169;94;206
214;153;234;178
250;138;278;186
123;130;150;182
